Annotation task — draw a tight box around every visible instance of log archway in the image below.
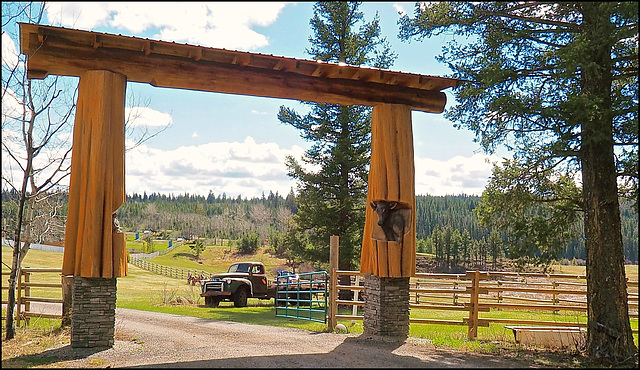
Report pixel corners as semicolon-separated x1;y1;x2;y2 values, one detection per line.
19;23;459;345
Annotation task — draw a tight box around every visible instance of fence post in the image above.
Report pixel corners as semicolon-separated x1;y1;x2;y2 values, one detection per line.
15;269;23;328
328;235;339;331
467;270;480;340
352;274;360;320
24;270;31;325
62;275;73;327
552;281;559;314
453;280;458;305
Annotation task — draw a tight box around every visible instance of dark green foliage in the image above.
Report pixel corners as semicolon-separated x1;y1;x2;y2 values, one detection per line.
415;194;489;241
475;159;583;266
238;232;259;255
2;190;636;265
279;2;396;271
399;1;638;360
188;238;205;258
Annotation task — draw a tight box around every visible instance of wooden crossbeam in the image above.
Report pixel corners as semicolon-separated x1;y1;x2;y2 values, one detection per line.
19;23;458;113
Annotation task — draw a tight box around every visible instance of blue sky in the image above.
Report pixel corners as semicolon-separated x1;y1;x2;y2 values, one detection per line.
2;2;506;199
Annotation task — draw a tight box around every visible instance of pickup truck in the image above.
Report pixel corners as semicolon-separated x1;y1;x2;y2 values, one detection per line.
200;261;276;307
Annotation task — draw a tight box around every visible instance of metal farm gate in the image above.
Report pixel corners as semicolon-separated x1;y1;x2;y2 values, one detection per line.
275;271;328;323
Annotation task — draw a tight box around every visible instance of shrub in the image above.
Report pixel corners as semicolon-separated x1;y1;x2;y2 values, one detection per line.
238;232;259;254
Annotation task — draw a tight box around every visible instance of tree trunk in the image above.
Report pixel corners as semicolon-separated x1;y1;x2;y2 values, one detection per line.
5;150;34;340
581;3;637;362
5;246;21;340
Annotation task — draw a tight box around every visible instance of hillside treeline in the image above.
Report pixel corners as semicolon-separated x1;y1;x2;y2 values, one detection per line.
2;190;637;264
116;190;297;241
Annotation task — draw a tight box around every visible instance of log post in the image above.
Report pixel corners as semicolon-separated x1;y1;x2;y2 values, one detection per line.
62;70;127;348
360;104;415;277
360;104;415;342
328;235;339;330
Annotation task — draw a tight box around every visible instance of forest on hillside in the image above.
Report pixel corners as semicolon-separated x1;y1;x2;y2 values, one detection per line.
2;189;637;264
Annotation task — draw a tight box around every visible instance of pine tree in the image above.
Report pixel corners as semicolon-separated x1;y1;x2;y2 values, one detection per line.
280;2;396;272
400;2;637;361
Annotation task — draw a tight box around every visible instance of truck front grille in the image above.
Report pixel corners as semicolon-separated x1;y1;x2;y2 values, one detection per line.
204;281;224;292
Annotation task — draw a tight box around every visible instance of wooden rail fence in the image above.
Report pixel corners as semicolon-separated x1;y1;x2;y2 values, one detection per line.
1;268;64;327
129;256;212;282
329;269;639;339
4;253;637;342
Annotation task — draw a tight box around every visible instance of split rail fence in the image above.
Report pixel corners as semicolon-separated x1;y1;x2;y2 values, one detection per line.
4;259;637;341
330;269;639;339
1;268;64;327
129;256;212;282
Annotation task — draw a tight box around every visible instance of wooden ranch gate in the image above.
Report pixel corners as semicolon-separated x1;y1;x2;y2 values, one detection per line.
18;23;458;279
18;23;458;346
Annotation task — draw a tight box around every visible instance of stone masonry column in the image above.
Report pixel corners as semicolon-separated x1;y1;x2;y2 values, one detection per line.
71;277;117;348
363;274;410;341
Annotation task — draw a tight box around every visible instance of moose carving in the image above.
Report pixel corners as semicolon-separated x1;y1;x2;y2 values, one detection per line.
369;200;412;245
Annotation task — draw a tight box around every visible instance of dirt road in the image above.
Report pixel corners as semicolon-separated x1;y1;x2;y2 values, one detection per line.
16;306;544;368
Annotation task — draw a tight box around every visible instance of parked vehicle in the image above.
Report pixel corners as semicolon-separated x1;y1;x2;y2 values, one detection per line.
273;269;298;285
200;262;276;307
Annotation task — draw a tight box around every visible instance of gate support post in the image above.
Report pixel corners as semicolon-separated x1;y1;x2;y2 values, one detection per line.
63;69;127;348
328;235;339;330
360;104;414;342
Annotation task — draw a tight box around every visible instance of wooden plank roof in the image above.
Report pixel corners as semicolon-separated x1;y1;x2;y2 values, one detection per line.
19;23;459;113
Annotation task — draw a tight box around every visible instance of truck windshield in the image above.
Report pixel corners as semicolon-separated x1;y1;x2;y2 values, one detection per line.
228;263;250;273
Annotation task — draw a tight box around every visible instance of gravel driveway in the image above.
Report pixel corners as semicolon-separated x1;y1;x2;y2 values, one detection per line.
22;306;541;368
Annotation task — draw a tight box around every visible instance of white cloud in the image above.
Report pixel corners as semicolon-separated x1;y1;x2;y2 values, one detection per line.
122;136;498;199
393;2;410;16
1;87;27;125
414;153;501;196
192;131;198;138
45;2;289;50
1;125;72;193
125;136;304;198
1;32;19;69
45;2;113;30
126;106;173;128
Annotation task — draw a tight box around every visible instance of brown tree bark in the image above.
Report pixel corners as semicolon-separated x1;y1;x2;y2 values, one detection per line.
580;3;636;363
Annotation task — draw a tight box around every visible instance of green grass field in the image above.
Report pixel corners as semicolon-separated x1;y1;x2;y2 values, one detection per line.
2;244;638;350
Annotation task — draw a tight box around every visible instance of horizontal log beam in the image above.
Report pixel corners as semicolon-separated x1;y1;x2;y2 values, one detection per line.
20;23;452;113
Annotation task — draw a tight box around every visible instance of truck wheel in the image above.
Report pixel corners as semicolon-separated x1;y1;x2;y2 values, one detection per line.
205;296;221;307
233;286;248;307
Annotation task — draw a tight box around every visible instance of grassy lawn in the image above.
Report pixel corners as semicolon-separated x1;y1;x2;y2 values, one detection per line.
147;243;288;275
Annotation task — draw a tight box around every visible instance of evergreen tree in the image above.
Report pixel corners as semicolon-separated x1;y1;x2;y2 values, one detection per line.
431;226;442;264
188;238;205;258
279;2;396;271
400;2;637;361
460;229;472;267
487;229;502;270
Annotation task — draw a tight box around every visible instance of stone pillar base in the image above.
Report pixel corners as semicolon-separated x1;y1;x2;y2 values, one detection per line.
363;274;410;342
71;277;117;348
